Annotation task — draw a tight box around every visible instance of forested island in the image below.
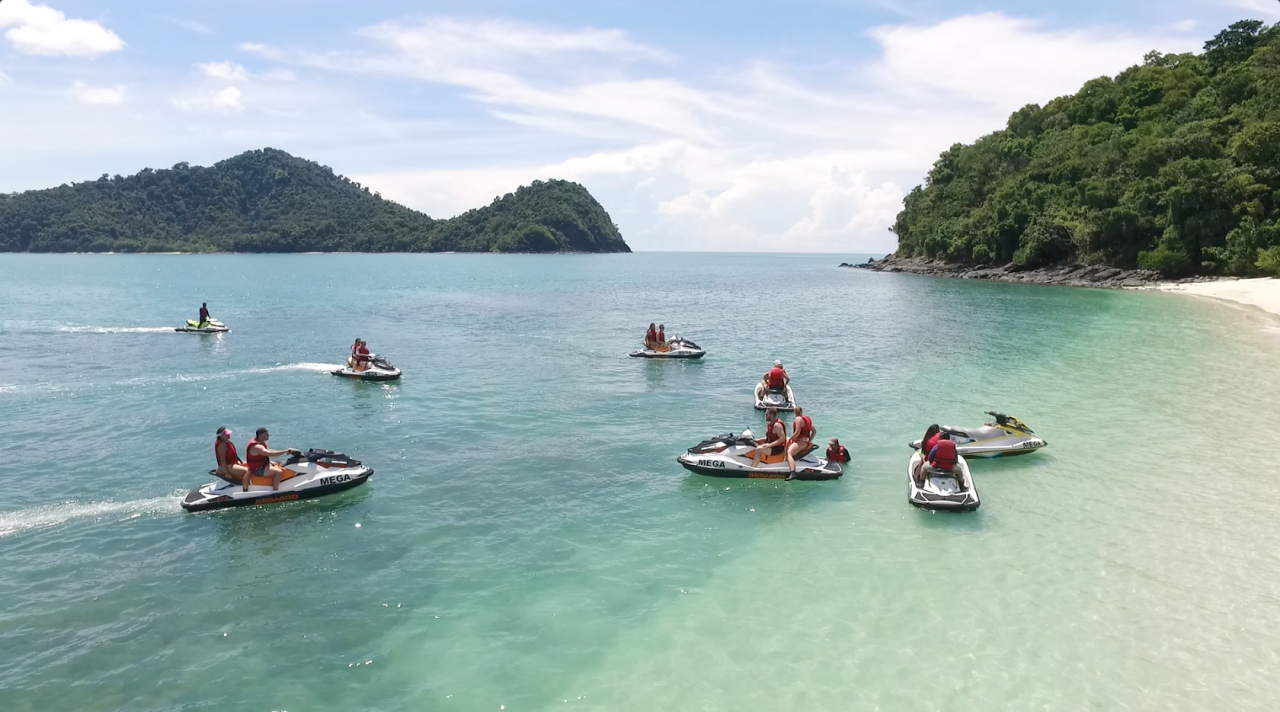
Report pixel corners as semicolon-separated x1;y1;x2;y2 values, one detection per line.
891;20;1280;277
0;148;630;254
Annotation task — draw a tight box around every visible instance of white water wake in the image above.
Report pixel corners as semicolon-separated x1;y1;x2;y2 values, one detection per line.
243;362;342;374
58;326;176;334
0;494;184;537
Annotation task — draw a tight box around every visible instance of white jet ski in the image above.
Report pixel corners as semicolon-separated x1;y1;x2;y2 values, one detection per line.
677;431;842;481
907;451;979;511
331;355;401;381
182;449;373;513
175;318;228;333
630;336;706;359
753;382;796;412
909;412;1045;458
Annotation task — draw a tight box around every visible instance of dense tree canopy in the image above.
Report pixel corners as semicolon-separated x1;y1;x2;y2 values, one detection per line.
893;20;1280;275
0;148;630;254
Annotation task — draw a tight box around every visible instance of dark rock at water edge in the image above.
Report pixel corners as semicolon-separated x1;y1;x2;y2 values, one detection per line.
841;255;1221;289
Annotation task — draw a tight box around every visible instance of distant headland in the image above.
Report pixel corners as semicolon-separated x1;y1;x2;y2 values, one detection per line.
0;148;630;254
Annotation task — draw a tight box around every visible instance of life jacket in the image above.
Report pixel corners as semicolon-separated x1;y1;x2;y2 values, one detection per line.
792;415;814;443
766;367;786;388
656;329;665;343
826;444;849;463
928;439;958;470
245;438;270;471
766;419;787;443
215;439;240;466
645;328;657;343
199;307;209;322
924;433;940;455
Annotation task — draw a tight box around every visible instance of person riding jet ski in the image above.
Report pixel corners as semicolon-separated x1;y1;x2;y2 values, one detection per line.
753;360;796;411
349;338;371;372
750;407;789;469
198;303;211;327
244;427;301;491
644;323;659;350
785;406;816;480
908;431;979;511
214;426;249;488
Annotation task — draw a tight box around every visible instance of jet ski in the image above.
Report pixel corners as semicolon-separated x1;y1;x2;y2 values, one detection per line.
175;318;228;333
677;430;842;481
181;449;373;513
331;355;401;381
907;451;979;511
630;336;706;359
753;382;796;411
909;412;1046;458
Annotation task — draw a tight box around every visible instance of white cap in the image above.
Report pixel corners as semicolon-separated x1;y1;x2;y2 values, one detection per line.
773;359;783;366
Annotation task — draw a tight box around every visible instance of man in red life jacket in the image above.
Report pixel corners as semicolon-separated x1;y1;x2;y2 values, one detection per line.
198;303;211;327
927;432;959;471
214;426;249;490
762;360;789;392
751;407;788;469
655;324;667;351
244;427;300;491
350;338;370;372
644;323;658;350
785;405;815;480
826;437;850;464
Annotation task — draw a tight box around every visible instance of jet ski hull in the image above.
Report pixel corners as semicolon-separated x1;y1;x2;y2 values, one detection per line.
630;338;705;359
753;383;796;411
677;434;841;481
907;451;979;511
908;413;1045;458
331;367;401;381
175;319;228;333
182;450;372;513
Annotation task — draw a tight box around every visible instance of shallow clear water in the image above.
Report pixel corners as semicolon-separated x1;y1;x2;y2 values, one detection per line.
2;253;1279;711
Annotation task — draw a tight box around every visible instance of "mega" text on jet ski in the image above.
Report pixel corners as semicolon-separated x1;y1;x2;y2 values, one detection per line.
181;449;373;512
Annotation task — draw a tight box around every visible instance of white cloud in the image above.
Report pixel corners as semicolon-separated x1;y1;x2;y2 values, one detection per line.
173;86;244;114
71;80;124;105
1223;1;1280;20
197;61;248;81
0;70;11;84
0;0;125;57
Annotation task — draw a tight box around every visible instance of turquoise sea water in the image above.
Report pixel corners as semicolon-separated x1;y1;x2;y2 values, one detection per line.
2;253;1280;711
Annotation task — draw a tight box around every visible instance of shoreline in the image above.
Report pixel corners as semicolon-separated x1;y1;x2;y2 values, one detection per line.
845;255;1280;318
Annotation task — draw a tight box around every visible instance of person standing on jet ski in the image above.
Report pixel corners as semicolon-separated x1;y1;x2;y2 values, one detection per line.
763;360;789;392
785;406;816;480
245;427;301;491
350;338;371;372
198;303;210;327
750;407;789;469
214;426;249;490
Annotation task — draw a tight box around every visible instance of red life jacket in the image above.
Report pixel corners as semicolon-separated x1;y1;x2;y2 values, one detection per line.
199;307;210;322
826;444;849;462
928;439;958;470
792;415;813;442
645;328;656;343
246;438;270;471
924;433;940;454
216;439;240;466
766;420;787;443
766;367;786;387
657;329;665;342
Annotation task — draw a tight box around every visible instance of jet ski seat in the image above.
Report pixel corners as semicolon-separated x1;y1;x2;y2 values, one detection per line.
207;468;300;487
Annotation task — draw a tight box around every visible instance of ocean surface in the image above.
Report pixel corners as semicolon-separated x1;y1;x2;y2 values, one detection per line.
2;253;1279;711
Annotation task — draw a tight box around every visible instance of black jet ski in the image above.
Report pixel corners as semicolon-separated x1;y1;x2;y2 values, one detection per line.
331;355;401;381
175;318;228;333
907;451;979;511
753;382;796;411
181;449;373;512
677;431;842;481
630;336;706;359
908;412;1045;458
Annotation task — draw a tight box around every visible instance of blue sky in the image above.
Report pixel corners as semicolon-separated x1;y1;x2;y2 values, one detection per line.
1;0;1276;252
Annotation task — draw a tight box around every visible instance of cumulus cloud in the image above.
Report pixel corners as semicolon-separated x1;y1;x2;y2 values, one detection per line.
173;86;244;114
0;0;125;57
1223;0;1280;20
197;61;248;81
71;80;124;105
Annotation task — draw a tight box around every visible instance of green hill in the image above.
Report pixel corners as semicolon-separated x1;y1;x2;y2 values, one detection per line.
0;148;630;254
892;20;1280;276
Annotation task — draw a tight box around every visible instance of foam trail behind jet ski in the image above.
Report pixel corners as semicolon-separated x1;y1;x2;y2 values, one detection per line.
243;362;342;374
0;494;183;537
58;326;176;334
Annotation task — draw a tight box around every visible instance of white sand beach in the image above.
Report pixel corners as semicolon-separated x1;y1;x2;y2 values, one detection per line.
1156;277;1280;318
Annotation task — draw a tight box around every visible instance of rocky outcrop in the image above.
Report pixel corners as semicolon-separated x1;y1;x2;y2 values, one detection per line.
843;255;1222;289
